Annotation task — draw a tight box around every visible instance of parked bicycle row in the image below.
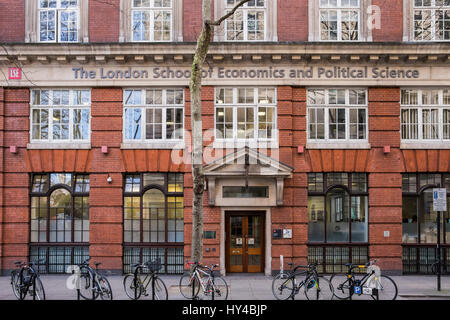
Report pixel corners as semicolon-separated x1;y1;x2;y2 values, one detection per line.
9;258;397;300
272;259;398;300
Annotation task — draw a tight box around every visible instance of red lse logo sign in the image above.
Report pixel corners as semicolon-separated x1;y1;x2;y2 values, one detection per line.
8;67;21;80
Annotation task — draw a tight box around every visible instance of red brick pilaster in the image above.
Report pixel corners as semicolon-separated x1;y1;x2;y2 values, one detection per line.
367;87;403;273
89;88;124;272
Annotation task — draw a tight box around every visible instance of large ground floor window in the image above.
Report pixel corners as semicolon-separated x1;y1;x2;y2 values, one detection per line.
30;245;89;274
123;246;184;274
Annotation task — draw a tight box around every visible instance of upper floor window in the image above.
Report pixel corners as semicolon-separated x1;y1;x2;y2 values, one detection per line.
131;0;173;41
215;87;277;142
123;88;184;142
401;89;450;142
214;0;277;42
307;88;368;144
30;89;91;143
413;0;450;41
319;0;361;41
38;0;79;42
225;0;266;41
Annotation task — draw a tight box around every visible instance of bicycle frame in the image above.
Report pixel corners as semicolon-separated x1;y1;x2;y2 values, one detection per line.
134;266;159;300
189;265;217;299
345;267;379;300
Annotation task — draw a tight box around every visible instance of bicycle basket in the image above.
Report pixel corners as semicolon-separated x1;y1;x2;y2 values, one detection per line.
146;259;162;273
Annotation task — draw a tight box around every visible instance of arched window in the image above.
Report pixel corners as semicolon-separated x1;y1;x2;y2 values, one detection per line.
30;173;89;273
307;173;368;273
402;174;450;274
123;173;184;274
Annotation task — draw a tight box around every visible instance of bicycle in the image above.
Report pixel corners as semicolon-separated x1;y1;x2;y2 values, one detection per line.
330;259;398;300
179;261;228;300
123;258;168;300
76;258;113;300
10;260;46;300
272;262;334;300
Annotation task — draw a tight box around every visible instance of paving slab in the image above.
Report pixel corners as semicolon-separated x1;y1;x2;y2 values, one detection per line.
0;274;449;300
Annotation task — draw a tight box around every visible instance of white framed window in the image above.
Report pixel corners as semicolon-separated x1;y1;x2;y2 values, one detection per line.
224;0;266;41
307;88;368;145
30;89;91;143
38;0;79;43
401;89;450;142
413;0;450;41
215;87;277;142
319;0;361;41
123;88;184;143
131;0;173;42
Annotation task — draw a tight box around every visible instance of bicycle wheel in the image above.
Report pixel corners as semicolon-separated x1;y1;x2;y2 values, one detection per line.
272;273;295;300
179;272;200;299
123;274;143;300
97;276;113;300
304;276;333;300
370;275;398;300
32;277;46;300
10;271;21;300
330;274;352;300
207;276;228;300
151;277;168;300
78;270;97;300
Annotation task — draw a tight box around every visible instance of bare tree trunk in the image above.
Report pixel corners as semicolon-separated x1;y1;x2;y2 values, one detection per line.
189;0;251;267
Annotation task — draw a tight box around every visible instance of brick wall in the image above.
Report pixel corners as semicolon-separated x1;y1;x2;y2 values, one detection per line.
183;0;203;42
0;0;25;42
88;0;120;42
372;0;403;42
277;0;308;41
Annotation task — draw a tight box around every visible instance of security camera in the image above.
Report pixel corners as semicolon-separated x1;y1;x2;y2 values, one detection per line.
107;175;112;183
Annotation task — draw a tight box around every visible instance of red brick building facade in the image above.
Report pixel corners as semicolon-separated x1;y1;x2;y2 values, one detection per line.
0;0;449;275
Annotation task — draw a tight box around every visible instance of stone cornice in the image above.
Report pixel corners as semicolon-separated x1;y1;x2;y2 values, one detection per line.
2;42;450;65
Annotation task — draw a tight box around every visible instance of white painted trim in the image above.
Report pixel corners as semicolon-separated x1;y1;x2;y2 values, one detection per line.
27;0;88;43
214;0;277;42
309;0;371;42
120;0;182;42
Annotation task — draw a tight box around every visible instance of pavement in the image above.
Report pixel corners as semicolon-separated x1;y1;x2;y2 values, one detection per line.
0;274;449;300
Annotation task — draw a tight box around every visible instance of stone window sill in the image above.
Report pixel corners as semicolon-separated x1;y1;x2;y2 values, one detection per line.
27;143;91;150
121;142;185;150
401;142;450;149
306;142;371;150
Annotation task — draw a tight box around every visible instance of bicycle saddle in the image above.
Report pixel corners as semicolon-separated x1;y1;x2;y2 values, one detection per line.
94;262;102;267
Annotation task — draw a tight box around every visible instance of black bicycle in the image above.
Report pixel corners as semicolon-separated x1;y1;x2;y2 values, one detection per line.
10;260;46;300
330;260;398;300
179;261;228;300
123;258;168;300
76;258;113;300
272;262;334;300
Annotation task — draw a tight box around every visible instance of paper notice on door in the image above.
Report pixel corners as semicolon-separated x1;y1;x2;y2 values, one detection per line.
248;238;255;245
236;238;243;245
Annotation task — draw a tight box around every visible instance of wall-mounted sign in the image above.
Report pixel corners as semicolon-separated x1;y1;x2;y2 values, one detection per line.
8;67;21;80
71;66;421;81
204;231;216;239
433;189;447;212
283;229;292;239
273;229;282;239
248;238;255;245
236;238;243;245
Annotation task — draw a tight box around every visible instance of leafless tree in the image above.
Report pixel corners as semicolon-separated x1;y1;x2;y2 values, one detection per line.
189;0;251;267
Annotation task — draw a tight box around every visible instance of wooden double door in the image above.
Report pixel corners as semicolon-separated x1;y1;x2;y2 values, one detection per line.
225;212;265;273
